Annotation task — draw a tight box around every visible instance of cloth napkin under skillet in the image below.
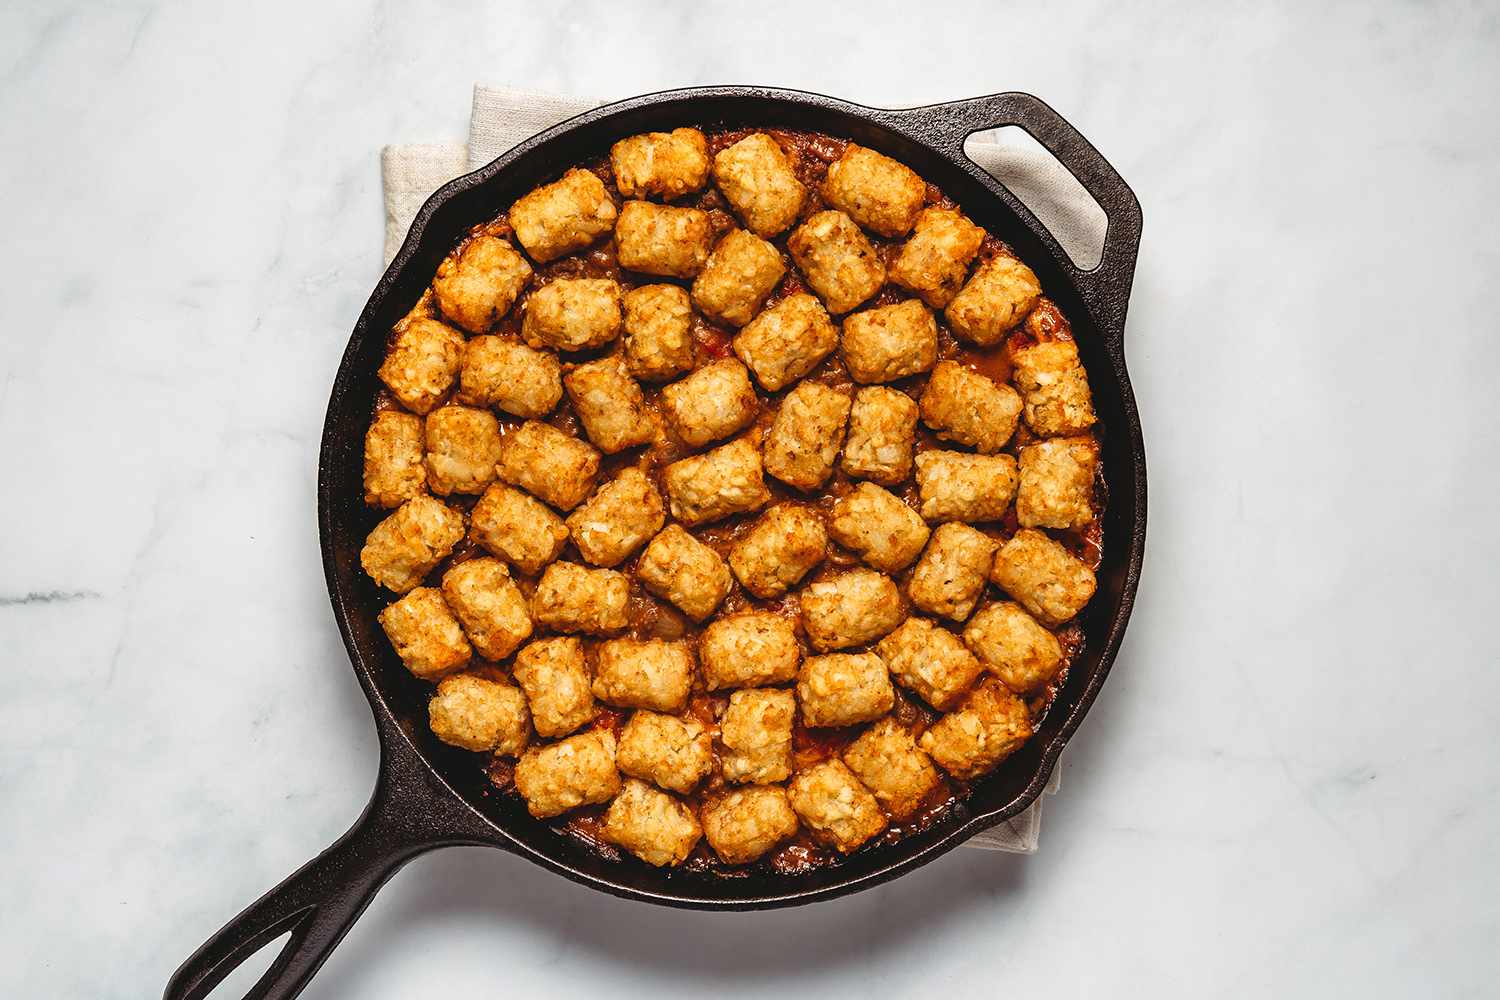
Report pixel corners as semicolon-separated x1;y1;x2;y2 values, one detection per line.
382;84;1097;853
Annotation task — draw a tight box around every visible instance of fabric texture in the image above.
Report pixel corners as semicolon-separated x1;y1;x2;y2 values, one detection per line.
381;84;1094;853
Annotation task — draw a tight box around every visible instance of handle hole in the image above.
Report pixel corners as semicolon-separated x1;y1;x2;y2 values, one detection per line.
963;126;1107;271
199;929;294;1000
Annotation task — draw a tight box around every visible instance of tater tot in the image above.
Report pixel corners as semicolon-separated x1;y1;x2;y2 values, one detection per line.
360;495;465;594
423;404;503;496
601;778;702;867
514;729;621;818
821;142;926;237
945;254;1041;345
614;200;715;278
563;356;656;454
842;717;942;820
840;298;939;384
458;335;562;418
691;229;786;328
440;557;534;661
914;450;1019;524
919;360;1022;453
727;504;827;599
636;524;733;621
876;616;985;712
799;569;906;651
622;284;694;382
660;358;760;449
494;421;600;512
428;669;530;754
469;483;569;576
610;128;709;199
788;760;887;853
907;522;999;623
732;292;839;392
377;318;465;415
888;207;985;307
378;586;472;679
617;710;713;794
1016;435;1097;529
520;278;622;352
787;210;885;315
919;678;1033;780
1010;336;1097;437
509;167;618;263
699;612;801;690
989;528;1097;626
963;601;1063;695
719;688;796;784
565;467;666;568
363;410;426;508
591;638;695;712
701;786;800;864
840;387;918;486
663;436;772;526
711;132;807;238
828;483;930;573
531;561;630;635
762;381;851;491
511;636;596;738
433;235;532;333
797;652;895;728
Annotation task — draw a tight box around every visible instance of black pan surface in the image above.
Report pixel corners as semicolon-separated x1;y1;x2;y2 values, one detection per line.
166;86;1145;1000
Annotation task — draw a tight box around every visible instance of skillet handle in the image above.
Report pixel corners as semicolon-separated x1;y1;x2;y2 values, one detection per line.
164;735;495;1000
889;92;1143;344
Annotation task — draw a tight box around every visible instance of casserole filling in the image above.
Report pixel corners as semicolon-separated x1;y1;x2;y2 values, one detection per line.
358;128;1104;873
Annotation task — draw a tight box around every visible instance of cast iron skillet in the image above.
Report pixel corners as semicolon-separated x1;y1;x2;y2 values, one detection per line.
165;86;1145;1000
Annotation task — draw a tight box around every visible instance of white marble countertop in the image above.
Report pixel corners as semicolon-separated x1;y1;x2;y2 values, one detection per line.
2;2;1497;997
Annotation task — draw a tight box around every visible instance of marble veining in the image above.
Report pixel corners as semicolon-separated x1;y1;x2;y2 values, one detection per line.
1;1;1497;997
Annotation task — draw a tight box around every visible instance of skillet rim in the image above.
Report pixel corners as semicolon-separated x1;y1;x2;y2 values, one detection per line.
318;84;1146;909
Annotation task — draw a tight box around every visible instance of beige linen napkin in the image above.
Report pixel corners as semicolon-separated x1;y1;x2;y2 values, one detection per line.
382;84;1093;853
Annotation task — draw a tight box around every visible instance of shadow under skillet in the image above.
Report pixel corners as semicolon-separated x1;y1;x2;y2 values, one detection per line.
290;577;1152;995
306;839;1031;994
